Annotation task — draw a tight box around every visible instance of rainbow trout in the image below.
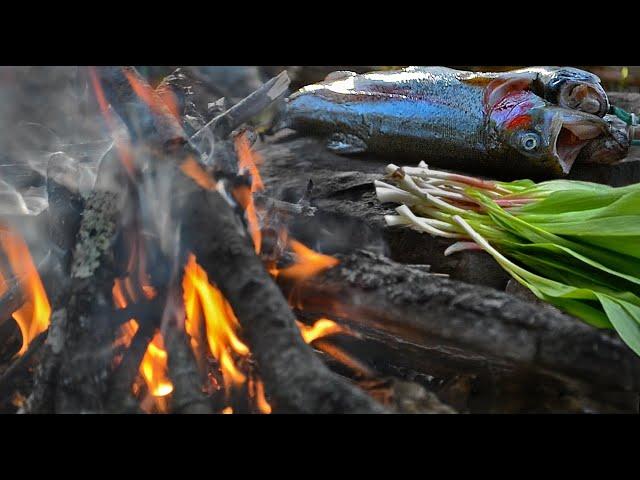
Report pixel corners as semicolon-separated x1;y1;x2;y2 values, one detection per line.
283;66;628;176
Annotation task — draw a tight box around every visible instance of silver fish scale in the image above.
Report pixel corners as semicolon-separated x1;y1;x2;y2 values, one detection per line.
286;66;490;163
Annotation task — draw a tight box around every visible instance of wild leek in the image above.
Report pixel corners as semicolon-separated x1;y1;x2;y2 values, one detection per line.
377;162;640;355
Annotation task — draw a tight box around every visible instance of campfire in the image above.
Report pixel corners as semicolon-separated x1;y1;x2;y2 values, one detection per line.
1;66;639;414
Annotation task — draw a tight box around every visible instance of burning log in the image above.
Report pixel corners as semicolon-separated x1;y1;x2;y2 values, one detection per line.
281;250;640;412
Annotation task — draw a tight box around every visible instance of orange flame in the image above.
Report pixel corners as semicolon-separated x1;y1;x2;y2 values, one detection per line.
296;318;345;344
183;254;273;413
123;68;177;123
0;228;50;356
253;379;272;414
276;240;340;280
235;133;264;192
183;254;249;387
87;66;136;177
296;318;368;376
180;157;217;190
112;278;173;399
234;133;264;254
142;333;174;397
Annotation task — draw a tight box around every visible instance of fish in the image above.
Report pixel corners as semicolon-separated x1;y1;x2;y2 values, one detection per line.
283;66;626;176
487;90;623;174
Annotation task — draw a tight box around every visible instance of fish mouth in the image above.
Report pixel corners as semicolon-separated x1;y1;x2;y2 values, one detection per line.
551;112;604;174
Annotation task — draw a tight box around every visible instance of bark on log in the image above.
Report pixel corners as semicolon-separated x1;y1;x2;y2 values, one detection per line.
52;190;123;413
285;250;640;401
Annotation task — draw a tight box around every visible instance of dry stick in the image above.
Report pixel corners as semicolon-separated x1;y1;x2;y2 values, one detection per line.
191;70;290;141
175;172;386;413
254;194;316;217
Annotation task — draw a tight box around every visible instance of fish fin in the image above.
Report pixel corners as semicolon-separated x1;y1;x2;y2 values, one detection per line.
326;133;367;154
324;70;357;83
461;75;493;87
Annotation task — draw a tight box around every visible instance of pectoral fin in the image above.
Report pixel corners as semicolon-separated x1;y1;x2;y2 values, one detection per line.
326;133;368;154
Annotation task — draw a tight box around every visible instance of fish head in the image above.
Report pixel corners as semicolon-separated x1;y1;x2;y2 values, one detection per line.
530;66;609;116
576;114;630;165
489;90;609;174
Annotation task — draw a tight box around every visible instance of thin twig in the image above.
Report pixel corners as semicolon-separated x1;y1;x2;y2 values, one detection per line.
191;71;290;141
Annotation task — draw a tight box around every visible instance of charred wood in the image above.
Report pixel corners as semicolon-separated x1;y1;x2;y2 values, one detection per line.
282;250;640;411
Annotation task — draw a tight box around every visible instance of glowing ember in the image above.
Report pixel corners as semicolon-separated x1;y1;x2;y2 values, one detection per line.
0;227;50;356
276;240;340;280
296;318;345;344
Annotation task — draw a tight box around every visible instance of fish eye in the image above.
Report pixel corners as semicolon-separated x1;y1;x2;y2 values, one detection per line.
519;132;540;151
